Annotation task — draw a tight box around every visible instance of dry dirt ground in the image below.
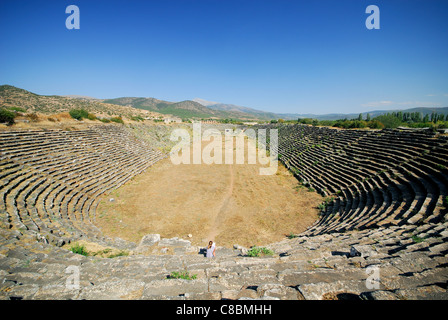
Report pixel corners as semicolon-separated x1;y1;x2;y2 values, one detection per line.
96;134;323;248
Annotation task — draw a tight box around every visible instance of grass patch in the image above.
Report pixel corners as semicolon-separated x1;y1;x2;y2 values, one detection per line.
317;203;327;211
70;242;89;256
167;271;197;280
317;196;335;212
7;106;26;113
107;250;129;258
246;246;274;257
91;248;129;258
68;242;129;258
411;235;426;243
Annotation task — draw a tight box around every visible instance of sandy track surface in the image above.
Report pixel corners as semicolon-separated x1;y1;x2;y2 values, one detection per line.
96;135;323;248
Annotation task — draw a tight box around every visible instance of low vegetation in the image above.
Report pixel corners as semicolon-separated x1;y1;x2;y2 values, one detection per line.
110;116;124;124
246;246;274;257
317;197;335;213
67;108;125;124
69;242;129;258
0;108;16;125
130;115;144;122
411;235;426;243
167;271;197;280
69;242;89;256
69;108;90;120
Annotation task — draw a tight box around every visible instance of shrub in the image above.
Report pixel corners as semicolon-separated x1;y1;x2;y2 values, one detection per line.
438;122;448;129
110;116;124;124
100;118;111;123
87;113;97;121
367;120;385;129
247;247;274;257
69;108;89;120
374;114;402;128
70;243;89;256
298;118;313;125
347;120;367;129
130;115;144;122
0;108;16;125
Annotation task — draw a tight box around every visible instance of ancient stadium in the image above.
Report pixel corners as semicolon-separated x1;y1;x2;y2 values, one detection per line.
0;119;447;300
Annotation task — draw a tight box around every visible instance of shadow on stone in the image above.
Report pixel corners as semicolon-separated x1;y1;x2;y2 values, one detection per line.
331;251;349;257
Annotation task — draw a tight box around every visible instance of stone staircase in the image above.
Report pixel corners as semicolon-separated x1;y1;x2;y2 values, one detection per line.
1;220;447;300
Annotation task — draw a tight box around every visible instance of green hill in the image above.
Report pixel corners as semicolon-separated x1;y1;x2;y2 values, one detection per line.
0;85;158;119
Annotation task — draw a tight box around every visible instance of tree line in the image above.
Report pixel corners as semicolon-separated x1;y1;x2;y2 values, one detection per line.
290;111;448;130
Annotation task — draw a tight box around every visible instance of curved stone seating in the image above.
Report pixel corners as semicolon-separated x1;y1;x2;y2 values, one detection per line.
261;124;448;235
0;125;166;247
0;123;447;300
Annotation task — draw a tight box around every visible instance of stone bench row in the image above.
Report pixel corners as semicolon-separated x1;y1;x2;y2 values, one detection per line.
0;126;166;247
261;124;448;235
1;220;446;300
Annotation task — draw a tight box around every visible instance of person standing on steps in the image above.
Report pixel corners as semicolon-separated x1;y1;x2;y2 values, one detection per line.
211;240;216;258
206;241;214;258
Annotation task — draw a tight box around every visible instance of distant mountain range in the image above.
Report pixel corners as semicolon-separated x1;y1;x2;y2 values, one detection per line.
102;96;279;120
102;97;235;119
192;98;278;120
193;99;448;121
1;84;447;121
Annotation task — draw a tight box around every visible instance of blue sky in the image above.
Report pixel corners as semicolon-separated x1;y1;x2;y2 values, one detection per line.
1;0;447;114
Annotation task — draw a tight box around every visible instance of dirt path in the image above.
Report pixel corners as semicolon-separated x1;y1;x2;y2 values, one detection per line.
206;163;235;243
96;135;323;248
